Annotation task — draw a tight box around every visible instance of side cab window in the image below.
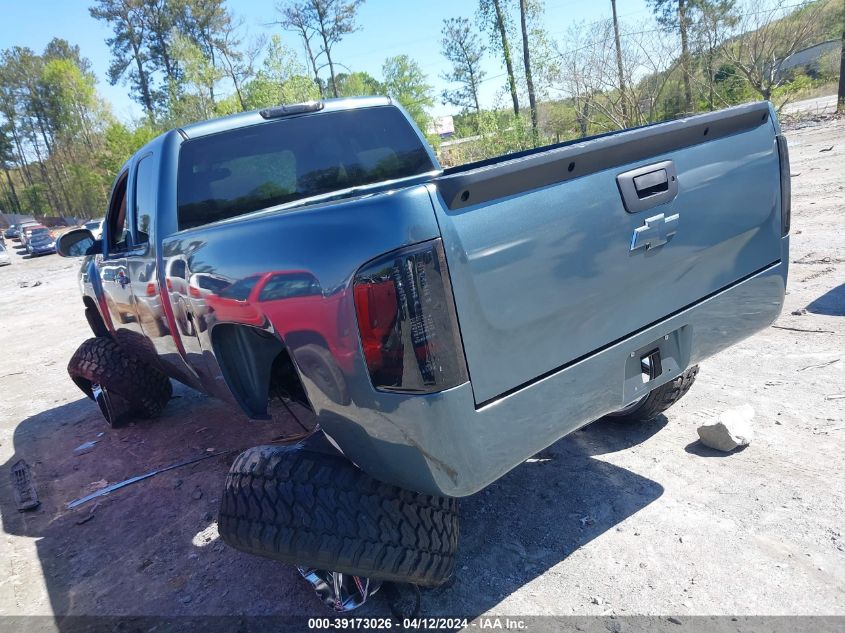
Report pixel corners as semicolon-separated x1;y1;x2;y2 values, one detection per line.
105;154;155;256
105;171;130;255
134;154;154;245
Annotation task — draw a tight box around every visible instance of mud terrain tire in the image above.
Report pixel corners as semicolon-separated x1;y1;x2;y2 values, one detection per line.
606;365;699;422
67;337;172;422
219;445;459;587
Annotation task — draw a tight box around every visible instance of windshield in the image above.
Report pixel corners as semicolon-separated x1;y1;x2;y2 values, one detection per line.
258;273;322;301
31;233;53;243
176;106;434;231
217;276;260;301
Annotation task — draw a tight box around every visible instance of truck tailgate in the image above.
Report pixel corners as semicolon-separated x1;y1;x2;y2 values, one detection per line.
432;102;784;405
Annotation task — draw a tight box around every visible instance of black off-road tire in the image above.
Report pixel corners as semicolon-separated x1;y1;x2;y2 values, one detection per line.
219;445;459;587
67;337;172;423
606;365;700;423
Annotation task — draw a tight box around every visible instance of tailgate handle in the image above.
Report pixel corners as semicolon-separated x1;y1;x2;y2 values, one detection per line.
617;160;678;213
633;169;668;197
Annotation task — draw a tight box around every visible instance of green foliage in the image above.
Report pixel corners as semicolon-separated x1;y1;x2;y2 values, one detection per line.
98;121;157;178
441;110;533;166
440;16;487;114
382;55;434;132
337;71;383;97
164;32;224;126
235;35;320;110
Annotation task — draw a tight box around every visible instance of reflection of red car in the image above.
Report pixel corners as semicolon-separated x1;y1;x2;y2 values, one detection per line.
205;271;405;381
205;271;358;371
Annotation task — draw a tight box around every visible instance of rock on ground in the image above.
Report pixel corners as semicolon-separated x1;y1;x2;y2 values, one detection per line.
697;404;755;452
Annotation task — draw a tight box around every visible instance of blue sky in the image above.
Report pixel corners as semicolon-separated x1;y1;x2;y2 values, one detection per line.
0;0;653;120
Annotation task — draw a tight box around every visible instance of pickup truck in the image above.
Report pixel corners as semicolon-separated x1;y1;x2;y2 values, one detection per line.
57;96;790;594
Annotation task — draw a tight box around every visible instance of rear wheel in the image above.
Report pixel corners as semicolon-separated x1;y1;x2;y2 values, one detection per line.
67;337;172;427
218;444;459;587
606;365;699;423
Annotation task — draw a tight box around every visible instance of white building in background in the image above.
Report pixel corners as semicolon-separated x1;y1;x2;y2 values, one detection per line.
428;116;455;139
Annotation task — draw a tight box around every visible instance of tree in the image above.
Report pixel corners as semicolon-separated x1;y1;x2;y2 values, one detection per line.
143;0;179;83
382;55;434;132
691;0;739;111
478;0;520;115
310;0;365;98
440;17;486;116
276;0;365;99
0;124;21;213
176;0;239;106
336;71;383;97
217;21;265;110
238;34;320;109
649;0;694;113
89;0;157;119
165;32;223;125
722;0;825;103
519;0;538;143
276;1;323;94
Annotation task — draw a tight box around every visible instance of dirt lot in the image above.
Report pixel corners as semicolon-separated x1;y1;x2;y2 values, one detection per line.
0;116;843;626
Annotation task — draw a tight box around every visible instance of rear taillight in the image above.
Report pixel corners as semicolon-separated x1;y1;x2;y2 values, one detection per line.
189;285;202;298
146;282;157;296
776;134;791;236
353;238;468;394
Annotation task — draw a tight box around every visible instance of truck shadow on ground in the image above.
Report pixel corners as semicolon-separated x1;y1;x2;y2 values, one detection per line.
806;282;845;316
1;386;665;622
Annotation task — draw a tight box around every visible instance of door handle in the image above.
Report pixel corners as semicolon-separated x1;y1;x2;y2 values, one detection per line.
617;160;678;213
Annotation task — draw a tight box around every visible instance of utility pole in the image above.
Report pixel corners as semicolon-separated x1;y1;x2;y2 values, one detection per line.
611;0;629;126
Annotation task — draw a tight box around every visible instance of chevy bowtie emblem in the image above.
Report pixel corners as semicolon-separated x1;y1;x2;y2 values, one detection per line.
630;212;679;252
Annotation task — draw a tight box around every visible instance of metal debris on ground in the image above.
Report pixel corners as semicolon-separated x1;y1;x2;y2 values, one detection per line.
73;439;99;455
65;450;233;510
11;459;40;511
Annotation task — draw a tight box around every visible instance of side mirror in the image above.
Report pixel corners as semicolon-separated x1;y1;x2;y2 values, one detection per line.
56;229;101;258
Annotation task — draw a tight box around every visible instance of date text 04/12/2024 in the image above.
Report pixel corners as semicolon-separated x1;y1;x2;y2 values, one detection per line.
307;617;527;629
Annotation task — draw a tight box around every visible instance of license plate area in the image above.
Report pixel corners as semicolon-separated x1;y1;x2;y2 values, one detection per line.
622;326;692;405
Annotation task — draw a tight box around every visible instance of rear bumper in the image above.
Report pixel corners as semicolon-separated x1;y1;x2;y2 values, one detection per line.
321;240;787;497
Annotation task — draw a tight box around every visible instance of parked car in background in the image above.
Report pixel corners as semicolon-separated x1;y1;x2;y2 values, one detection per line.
21;225;48;247
83;219;104;240
4;224;22;240
26;232;56;256
0;243;10;266
14;221;40;242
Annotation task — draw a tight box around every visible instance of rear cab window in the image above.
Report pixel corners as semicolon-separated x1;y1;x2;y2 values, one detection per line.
176;106;435;230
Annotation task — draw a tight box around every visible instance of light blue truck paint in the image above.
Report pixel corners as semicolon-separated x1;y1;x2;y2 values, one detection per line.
65;97;789;497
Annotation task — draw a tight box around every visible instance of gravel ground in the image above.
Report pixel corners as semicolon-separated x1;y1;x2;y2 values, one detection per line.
0;116;842;625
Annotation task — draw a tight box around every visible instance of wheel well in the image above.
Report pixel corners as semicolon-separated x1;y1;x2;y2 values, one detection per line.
83;296;109;337
211;323;311;419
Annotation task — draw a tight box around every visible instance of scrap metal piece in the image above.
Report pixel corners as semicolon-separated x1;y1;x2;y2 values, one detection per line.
298;566;381;612
65;450;231;509
11;459;39;511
